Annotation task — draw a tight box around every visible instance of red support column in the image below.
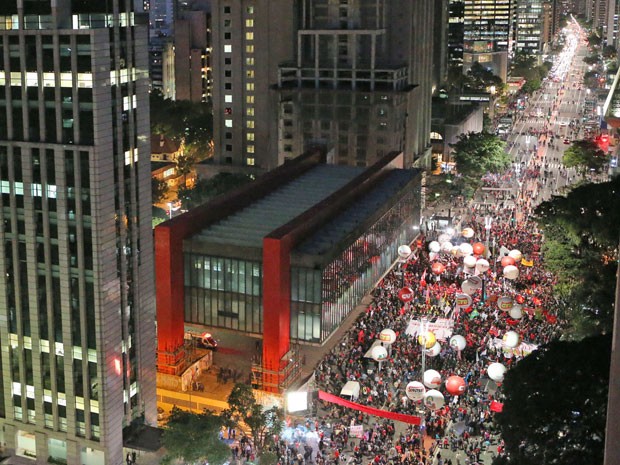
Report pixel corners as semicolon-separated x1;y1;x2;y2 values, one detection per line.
155;225;186;373
262;237;292;392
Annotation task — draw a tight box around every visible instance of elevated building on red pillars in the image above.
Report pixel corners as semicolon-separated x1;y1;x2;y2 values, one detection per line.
155;147;422;392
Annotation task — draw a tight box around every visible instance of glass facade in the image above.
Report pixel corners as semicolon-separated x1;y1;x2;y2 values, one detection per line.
184;254;263;333
291;187;419;343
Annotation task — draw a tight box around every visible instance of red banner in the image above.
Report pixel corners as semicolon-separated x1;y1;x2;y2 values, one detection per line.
490;401;504;412
318;391;421;425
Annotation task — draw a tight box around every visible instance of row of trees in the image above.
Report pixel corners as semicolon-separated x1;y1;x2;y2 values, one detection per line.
510;52;553;94
161;383;283;465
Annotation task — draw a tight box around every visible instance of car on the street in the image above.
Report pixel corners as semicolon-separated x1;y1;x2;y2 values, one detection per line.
563;139;571;144
185;331;218;350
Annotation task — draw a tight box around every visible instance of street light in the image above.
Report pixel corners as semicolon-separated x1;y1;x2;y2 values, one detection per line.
167;202;173;220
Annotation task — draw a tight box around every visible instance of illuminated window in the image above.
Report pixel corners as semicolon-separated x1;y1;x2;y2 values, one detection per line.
224;44;232;53
246;83;255;91
247;133;255;141
246;157;255;165
246;57;255;66
246;32;254;41
246;95;254;104
225;95;232;103
245;19;254;27
247;6;254;14
246;70;254;78
225;119;233;128
246;107;254;116
246;45;254;53
247;145;255;153
247;120;255;129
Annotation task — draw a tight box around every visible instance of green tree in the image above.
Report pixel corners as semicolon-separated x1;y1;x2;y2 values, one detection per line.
583;54;601;65
178;172;255;210
151;177;169;204
161;407;230;465
534;176;620;335
562;140;606;174
494;334;611;465
450;131;510;197
175;151;197;187
223;383;284;455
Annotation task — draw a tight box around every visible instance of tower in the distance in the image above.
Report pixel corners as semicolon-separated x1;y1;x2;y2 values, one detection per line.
0;1;156;464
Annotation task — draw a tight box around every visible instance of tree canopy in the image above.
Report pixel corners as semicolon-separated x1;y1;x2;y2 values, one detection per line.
450;131;510;197
160;407;230;465
533;176;620;335
562;140;607;173
178;172;255;210
495;334;611;465
223;383;283;454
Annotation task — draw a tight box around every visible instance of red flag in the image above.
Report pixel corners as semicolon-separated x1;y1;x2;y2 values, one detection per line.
490;401;504;412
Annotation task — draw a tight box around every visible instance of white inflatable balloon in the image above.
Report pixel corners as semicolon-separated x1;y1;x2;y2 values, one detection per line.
438;233;451;244
429;241;441;253
461;228;475;239
423;389;445;410
509;305;523;320
508;249;523;262
462;276;482;295
425;342;441;357
475;259;490;272
459;242;474;256
371;345;388;361
379;328;397;345
405;381;426;401
503;331;521;349
423;369;442;389
503;265;519;280
497;296;514;311
449;335;467;351
463;255;477;268
441;241;454;252
398;245;412;259
487;363;507;382
429;252;438;261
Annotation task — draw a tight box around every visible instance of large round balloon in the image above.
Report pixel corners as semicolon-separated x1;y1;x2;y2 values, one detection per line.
431;262;445;275
451;246;461;257
475;258;490;273
502;331;521;348
508;249;523;262
501;256;516;267
429;241;441;253
503;265;519;280
371;345;388;361
379;328;397;345
425;342;441;357
423;369;442;389
509;305;523;320
398;287;415;302
449;335;467;351
438;233;451;244
460;242;474;256
418;331;436;349
441;241;454;252
472;242;485;255
445;376;467;396
497;296;513;311
487;363;507;382
461;276;482;295
398;245;412;259
423;389;445;410
463;255;477;268
455;293;472;310
461;228;475;238
405;381;426;401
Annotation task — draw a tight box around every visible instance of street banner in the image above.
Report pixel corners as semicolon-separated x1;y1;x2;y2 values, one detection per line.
405;318;454;341
490;401;504;412
318;390;421;425
349;425;364;438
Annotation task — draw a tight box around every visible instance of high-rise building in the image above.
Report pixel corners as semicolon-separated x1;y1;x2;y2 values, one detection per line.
463;0;513;81
0;1;156;464
211;0;433;171
448;0;466;70
515;0;545;57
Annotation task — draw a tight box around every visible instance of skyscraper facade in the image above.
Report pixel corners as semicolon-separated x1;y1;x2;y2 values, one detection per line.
463;0;513;80
211;0;433;170
0;1;156;463
515;0;545;57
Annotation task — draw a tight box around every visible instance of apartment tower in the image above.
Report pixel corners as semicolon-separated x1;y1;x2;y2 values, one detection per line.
211;0;433;170
0;1;156;464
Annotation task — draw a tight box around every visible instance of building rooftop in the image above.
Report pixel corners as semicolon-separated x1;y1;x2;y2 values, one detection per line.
294;169;416;257
192;164;365;248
